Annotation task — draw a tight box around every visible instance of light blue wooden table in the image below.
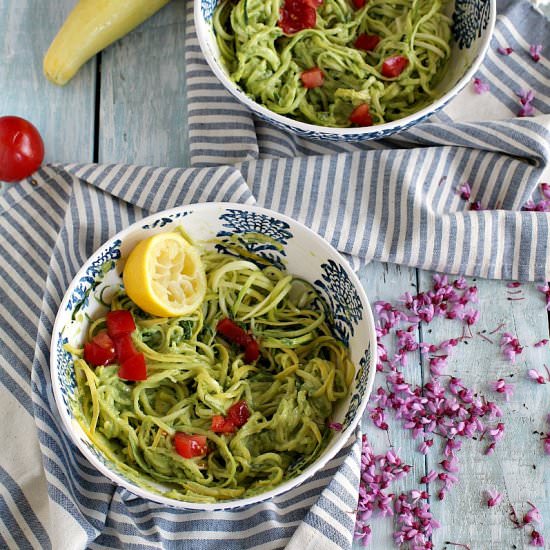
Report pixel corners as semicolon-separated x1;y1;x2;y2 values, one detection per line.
2;1;549;548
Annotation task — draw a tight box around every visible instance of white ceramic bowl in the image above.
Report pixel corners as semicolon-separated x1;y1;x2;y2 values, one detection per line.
50;202;377;510
195;0;496;141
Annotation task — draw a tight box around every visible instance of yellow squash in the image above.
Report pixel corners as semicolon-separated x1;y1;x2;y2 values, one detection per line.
44;0;171;85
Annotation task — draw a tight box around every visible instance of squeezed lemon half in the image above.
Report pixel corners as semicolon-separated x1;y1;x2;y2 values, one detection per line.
123;232;206;317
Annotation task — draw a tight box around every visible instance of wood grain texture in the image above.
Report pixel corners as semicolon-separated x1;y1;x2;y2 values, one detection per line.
98;0;189;167
353;266;550;549
0;0;95;165
418;274;550;550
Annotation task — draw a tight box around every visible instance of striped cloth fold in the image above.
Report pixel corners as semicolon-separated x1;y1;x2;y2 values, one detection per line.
0;165;362;550
2;1;550;549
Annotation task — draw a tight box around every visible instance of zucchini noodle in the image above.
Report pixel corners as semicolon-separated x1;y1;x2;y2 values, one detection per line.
73;239;354;502
213;0;452;127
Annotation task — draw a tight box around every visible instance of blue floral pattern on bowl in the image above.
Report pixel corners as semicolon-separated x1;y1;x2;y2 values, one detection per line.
342;346;372;431
66;240;121;317
215;209;293;267
453;0;491;49
314;259;364;345
142;211;192;230
201;0;218;21
56;336;77;420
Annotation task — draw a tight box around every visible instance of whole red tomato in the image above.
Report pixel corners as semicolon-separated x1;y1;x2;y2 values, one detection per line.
0;116;45;182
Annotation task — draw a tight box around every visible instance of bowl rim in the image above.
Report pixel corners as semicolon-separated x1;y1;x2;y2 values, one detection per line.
194;0;497;137
50;201;378;510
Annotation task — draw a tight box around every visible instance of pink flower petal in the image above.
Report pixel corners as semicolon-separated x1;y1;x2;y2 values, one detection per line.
473;77;490;94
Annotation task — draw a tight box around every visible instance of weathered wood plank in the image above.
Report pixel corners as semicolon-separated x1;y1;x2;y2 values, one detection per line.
354;262;428;549
98;0;189;167
0;1;96;165
416;273;550;550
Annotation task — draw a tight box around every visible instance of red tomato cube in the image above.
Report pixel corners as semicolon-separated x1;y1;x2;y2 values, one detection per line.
211;415;236;433
106;310;136;339
354;34;381;52
300;67;324;89
114;333;138;363
381;55;409;78
279;0;316;35
227;401;251;427
349;104;373;126
173;433;208;458
118;352;147;381
84;331;116;366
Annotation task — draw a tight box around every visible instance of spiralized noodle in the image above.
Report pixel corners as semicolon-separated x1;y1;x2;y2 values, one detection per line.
73;240;354;502
213;0;452;127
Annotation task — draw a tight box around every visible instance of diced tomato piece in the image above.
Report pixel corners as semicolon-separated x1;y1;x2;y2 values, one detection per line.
216;318;250;347
301;67;324;89
106;310;136;339
211;415;236;433
216;318;260;363
381;55;409;78
244;339;260;363
227;401;250;428
114;333;138;363
118;352;147;381
173;433;208;458
352;0;366;9
84;331;116;366
304;0;323;8
279;0;316;35
349;104;373;126
354;34;380;52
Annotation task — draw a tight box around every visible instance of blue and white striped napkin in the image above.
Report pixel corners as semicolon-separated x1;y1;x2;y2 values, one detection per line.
1;1;550;549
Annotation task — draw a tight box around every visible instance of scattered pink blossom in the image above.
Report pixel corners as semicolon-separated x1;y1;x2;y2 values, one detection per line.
458;182;471;200
418;439;433;455
519;103;536;117
490;379;514;401
534;339;548;347
523;199;550;212
540;183;550;199
497;46;514;55
394;491;439;547
537;283;550;310
361;274;518;545
530;44;542;62
485;489;502;507
528;369;546;384
484;442;496;456
429;355;449;376
517;89;536;117
488;422;505;443
354;523;372;547
531;530;545;547
469;201;483;211
543;433;550;455
500;333;523;362
328;422;342;431
463;310;479;326
473;77;490;94
421;470;438;484
440;457;459;473
354;435;411;545
524;502;542;525
444;438;462;457
438;472;459;491
519;89;535;106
